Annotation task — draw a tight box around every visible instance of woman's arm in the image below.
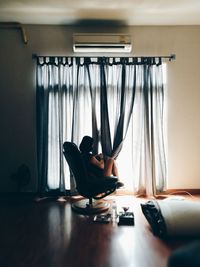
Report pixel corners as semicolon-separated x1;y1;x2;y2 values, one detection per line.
90;154;104;169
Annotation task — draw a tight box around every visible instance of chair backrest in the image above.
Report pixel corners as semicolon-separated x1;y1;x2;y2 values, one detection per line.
63;141;89;191
63;141;123;200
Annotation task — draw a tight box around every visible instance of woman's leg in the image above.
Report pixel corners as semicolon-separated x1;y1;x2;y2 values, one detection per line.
103;158;119;177
112;161;119;177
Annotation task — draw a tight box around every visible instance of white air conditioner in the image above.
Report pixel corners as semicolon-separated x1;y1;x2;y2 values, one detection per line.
73;33;132;53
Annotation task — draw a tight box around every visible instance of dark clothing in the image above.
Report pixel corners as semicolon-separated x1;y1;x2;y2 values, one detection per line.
80;152;120;185
81;152;104;178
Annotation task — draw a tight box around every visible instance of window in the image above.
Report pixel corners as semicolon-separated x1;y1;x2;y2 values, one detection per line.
36;57;167;195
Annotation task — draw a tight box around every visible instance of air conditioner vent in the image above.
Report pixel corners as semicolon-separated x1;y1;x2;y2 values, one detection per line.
73;33;132;53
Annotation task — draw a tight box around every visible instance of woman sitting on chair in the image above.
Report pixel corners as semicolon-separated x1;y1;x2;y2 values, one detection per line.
79;136;120;180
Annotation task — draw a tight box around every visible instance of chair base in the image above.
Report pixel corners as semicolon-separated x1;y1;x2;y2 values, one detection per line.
71;199;110;215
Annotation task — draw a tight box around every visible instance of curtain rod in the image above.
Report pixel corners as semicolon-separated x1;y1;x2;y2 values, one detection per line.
32;53;176;61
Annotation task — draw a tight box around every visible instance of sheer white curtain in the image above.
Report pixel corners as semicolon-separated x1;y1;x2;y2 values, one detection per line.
37;58;94;193
117;63;167;195
36;57;167;196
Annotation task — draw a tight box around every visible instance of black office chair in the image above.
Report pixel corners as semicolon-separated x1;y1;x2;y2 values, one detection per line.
63;141;123;215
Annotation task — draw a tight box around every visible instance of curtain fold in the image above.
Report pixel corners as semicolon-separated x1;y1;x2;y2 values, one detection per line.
100;61;113;156
36;56;167;196
36;60;49;194
98;58;136;159
126;61;167;196
86;60;101;154
111;61;136;158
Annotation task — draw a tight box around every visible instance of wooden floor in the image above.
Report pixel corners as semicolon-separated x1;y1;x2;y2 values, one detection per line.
0;194;197;267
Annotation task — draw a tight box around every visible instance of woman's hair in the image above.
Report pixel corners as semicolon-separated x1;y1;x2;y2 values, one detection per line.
79;136;94;153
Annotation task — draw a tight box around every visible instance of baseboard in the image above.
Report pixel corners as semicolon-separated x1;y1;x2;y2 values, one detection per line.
159;189;200;195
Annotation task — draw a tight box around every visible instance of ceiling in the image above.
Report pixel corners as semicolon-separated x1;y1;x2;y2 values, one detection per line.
0;0;200;26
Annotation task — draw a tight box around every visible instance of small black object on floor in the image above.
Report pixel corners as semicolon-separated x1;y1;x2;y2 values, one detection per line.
118;212;135;225
93;213;112;223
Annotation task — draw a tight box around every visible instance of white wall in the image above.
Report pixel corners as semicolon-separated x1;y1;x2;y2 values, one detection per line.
0;25;200;191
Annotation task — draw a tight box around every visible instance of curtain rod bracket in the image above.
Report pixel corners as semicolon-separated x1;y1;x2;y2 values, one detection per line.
0;22;28;44
169;54;176;61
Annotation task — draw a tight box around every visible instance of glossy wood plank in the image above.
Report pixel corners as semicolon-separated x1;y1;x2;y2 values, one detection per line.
0;195;196;267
